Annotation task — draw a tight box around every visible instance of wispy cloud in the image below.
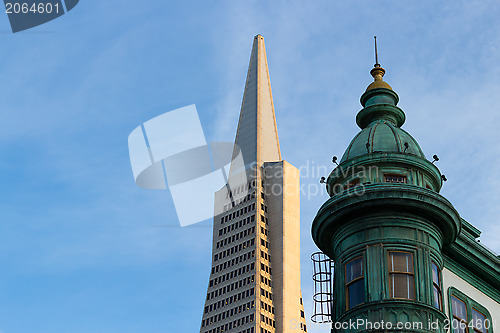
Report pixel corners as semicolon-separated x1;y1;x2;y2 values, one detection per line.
0;0;499;332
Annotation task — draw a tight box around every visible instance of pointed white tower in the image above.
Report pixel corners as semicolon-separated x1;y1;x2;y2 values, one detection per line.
200;35;307;333
231;34;281;171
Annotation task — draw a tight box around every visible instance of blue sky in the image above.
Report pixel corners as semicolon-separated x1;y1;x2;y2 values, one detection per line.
0;1;499;332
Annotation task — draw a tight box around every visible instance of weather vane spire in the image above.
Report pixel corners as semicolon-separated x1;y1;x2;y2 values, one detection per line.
366;36;393;91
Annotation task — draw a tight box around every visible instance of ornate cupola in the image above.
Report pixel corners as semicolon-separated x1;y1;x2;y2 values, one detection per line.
312;40;461;332
333;63;442;194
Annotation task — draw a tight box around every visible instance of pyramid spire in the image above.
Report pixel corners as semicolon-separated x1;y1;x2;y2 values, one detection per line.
232;35;281;172
201;36;307;333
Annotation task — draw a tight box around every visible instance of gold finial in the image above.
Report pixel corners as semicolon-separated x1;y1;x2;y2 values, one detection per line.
366;36;392;91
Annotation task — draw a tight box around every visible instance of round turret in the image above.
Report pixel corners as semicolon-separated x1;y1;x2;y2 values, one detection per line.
312;59;461;332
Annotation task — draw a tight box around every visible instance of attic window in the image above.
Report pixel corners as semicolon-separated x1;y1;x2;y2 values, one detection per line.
344;179;361;190
384;174;407;184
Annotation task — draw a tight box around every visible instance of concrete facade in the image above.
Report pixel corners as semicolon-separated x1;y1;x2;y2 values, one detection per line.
200;35;306;333
442;268;500;326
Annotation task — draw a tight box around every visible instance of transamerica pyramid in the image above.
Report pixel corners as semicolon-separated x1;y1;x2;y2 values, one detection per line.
200;35;307;333
230;34;281;171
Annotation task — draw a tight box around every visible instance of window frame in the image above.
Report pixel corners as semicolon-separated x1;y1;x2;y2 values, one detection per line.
344;254;366;310
387;250;416;300
383;173;408;184
447;287;494;333
344;178;361;191
472;308;489;333
451;295;469;333
432;261;443;310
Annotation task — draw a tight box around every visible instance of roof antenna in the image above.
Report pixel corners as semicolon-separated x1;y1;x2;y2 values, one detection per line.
374;36;380;68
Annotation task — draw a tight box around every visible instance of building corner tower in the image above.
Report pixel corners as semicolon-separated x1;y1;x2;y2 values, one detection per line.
200;35;307;333
312;58;500;332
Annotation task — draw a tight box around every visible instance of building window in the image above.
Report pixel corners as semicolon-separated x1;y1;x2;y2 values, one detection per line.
388;251;415;299
449;289;493;333
344;179;360;190
451;295;468;333
345;256;365;309
384;174;407;184
472;308;488;333
432;262;442;310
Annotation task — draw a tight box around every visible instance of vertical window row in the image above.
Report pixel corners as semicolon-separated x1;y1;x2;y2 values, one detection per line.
202;300;255;327
221;202;256;223
208;262;255;287
216;225;255;249
202;314;255;333
206;275;254;301
214;238;255;262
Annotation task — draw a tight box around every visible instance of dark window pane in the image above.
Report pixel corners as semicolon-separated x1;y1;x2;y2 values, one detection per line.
346;257;363;284
345;179;360;190
347;279;365;309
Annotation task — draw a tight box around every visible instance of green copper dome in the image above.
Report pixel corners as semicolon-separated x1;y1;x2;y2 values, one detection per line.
340;119;425;163
328;63;442;195
339;65;425;163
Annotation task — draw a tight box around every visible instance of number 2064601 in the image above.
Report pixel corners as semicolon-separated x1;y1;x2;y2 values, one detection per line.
5;2;60;14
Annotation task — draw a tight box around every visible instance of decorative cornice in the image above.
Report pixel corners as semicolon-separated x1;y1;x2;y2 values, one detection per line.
336;298;447;324
461;218;481;239
443;234;500;295
444;257;500;302
312;184;461;255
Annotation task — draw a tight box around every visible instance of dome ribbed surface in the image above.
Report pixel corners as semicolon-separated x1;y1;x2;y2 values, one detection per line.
340;120;425;163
